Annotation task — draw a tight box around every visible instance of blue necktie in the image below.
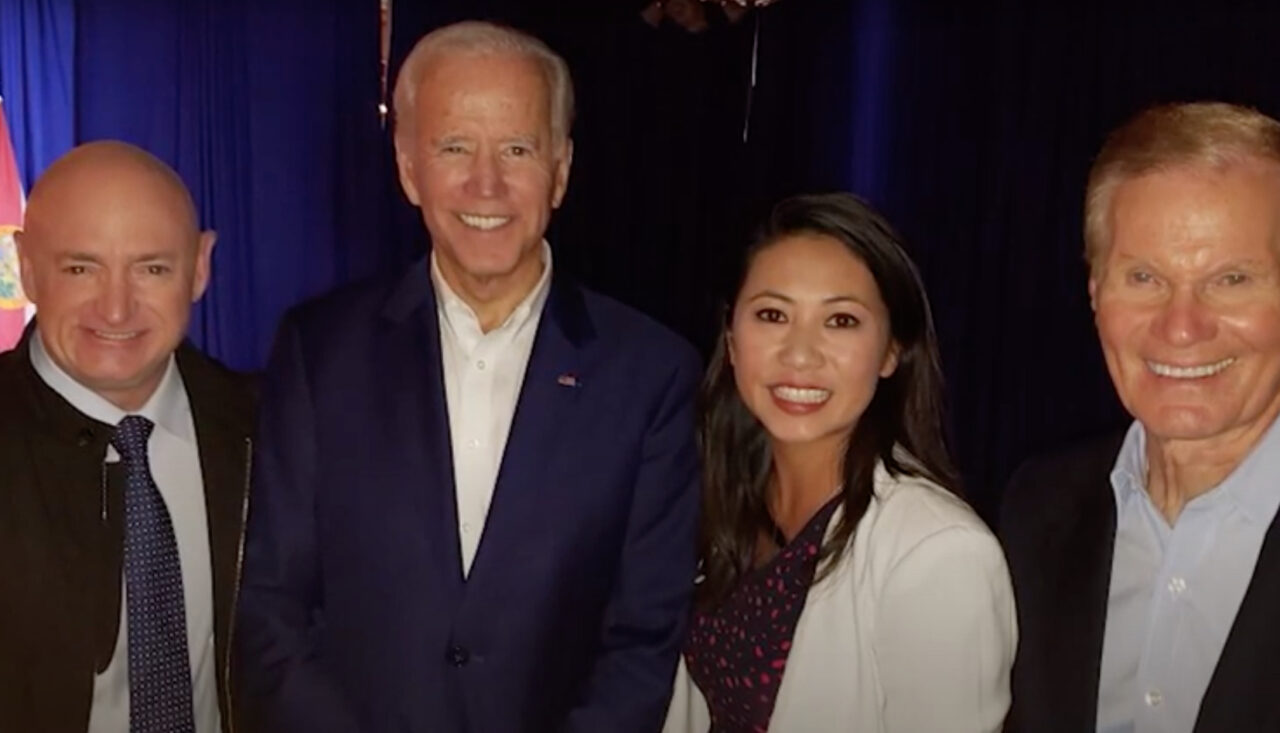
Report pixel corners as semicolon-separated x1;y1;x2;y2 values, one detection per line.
112;415;196;733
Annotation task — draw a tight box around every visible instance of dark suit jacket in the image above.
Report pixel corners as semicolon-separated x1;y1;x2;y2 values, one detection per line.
236;261;702;733
1001;432;1280;732
0;326;257;732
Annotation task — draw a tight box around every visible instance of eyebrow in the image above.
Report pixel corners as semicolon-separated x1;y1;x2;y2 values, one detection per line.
746;290;869;306
59;251;177;263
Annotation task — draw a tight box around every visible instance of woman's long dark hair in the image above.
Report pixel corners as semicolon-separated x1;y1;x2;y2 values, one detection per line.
697;192;960;608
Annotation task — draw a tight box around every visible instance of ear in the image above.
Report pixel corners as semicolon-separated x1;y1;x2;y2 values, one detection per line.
550;138;574;210
12;230;37;304
879;340;900;378
191;230;218;303
725;329;736;366
394;137;423;206
1087;275;1099;312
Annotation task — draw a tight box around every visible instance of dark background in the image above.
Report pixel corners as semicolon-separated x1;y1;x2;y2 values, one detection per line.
4;0;1280;519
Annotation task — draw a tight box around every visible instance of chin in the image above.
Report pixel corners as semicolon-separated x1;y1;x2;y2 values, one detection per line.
1137;406;1232;443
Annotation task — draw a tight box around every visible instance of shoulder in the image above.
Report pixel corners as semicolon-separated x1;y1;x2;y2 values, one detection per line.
281;265;412;337
176;343;258;429
1001;430;1126;530
845;466;1009;598
576;285;701;374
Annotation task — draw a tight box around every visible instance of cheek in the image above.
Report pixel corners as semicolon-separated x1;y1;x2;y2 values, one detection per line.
1094;303;1148;353
1221;306;1280;350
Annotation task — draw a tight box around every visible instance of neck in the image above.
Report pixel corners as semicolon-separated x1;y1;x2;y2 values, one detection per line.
769;434;844;532
1144;413;1279;524
438;252;544;333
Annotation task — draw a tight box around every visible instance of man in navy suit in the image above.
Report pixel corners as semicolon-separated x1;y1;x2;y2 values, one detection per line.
236;20;702;733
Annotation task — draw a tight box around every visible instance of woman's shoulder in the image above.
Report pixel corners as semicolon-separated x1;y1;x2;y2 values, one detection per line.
861;461;1000;565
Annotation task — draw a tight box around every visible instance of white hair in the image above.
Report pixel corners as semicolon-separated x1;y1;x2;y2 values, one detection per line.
393;21;575;147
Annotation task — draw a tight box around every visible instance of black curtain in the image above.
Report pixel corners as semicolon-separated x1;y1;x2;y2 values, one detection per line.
386;0;1280;519
42;0;1280;520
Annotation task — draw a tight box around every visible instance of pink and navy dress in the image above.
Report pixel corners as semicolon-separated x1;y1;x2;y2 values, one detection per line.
682;498;841;732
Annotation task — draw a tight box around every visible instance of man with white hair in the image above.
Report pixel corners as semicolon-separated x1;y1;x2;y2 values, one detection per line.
1003;101;1280;732
236;21;702;733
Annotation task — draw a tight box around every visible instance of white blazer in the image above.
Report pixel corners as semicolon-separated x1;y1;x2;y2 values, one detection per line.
663;462;1017;732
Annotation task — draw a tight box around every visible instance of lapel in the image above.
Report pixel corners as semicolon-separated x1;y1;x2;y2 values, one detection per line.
1036;436;1121;730
174;343;255;705
1057;482;1116;728
380;259;466;596
1195;507;1280;730
464;273;596;587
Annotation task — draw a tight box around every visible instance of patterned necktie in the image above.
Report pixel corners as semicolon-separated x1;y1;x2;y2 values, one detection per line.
112;415;196;733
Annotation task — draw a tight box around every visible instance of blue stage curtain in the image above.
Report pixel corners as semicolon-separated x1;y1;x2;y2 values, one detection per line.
0;0;74;189
75;0;390;370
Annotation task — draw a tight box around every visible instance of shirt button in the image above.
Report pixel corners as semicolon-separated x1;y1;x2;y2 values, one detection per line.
1145;689;1163;707
467;438;480;449
476;359;486;370
462;522;472;534
1168;576;1187;595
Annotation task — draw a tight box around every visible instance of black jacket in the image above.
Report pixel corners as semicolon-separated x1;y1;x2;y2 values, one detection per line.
0;328;256;732
1001;432;1280;732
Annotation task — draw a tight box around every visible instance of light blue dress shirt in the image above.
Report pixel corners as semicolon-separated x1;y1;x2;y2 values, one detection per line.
1097;418;1280;733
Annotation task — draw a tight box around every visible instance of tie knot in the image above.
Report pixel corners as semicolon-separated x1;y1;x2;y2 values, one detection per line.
110;415;155;463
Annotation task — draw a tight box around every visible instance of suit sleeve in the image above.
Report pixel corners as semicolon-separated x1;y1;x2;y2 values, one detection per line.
560;346;702;733
235;314;362;732
875;525;1018;733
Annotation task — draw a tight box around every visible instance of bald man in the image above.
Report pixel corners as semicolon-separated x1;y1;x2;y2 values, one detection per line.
0;141;255;732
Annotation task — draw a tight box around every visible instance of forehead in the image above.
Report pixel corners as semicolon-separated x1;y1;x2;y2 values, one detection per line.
29;187;197;256
414;51;551;129
1107;162;1280;263
742;233;882;297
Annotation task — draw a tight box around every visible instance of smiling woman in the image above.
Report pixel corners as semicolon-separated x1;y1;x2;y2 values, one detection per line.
663;192;1016;732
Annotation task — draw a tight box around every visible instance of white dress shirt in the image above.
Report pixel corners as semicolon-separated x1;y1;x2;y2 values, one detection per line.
431;243;552;576
1098;418;1280;733
30;333;221;733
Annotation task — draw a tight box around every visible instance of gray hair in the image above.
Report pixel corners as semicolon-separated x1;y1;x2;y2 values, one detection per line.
393;21;575;147
1085;102;1280;273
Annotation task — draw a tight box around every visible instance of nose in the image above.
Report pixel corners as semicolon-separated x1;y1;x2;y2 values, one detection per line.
777;323;825;370
95;270;136;325
464;149;509;199
1153;286;1216;346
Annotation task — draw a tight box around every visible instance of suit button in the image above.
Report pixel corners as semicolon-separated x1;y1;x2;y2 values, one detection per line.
76;428;94;447
446;645;470;667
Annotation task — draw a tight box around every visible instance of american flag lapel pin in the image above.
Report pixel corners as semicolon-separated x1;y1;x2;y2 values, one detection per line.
557;372;580;388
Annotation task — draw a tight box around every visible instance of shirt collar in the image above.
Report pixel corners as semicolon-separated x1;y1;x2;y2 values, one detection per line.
29;330;194;443
1110;416;1280;525
430;240;553;337
1109;420;1147;511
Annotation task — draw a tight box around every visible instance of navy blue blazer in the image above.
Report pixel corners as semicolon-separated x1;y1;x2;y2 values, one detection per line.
236;259;702;733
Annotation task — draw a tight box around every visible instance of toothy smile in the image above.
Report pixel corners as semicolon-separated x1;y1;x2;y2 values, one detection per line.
1146;357;1235;379
770;385;831;404
92;330;142;341
458;213;511;230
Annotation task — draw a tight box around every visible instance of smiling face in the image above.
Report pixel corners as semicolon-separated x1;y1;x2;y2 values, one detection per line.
16;143;215;411
729;233;899;450
1090;160;1280;449
395;50;572;304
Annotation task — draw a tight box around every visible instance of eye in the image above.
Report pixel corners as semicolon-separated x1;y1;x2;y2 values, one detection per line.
439;143;466;155
507;144;532;157
1126;269;1157;286
753;307;786;324
826;313;860;328
1219;272;1249;286
145;264;171;276
62;265;88;275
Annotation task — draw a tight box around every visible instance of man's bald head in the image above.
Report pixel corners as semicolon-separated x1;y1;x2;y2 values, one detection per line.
23;141;200;244
15;141;217;411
